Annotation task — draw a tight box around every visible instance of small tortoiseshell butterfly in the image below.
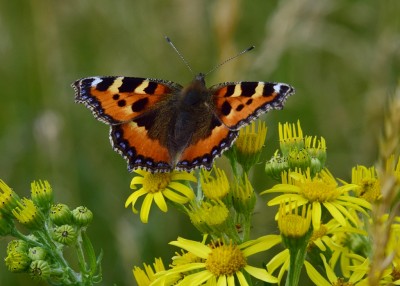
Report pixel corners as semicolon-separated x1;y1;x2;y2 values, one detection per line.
73;39;294;173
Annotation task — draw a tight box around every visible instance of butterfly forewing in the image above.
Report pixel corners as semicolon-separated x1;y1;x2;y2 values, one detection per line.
211;82;295;130
73;76;182;124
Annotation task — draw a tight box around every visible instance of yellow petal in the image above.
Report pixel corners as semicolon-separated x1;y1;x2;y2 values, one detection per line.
236;271;249;286
169;238;210;259
304;261;331;286
261;185;301;195
267;194;307;206
163;189;191;204
323;202;347;227
167;182;195;199
217;275;227;286
154;191;168;212
140;194;153;223
241;235;281;257
125;188;146;209
312;202;322;230
171;172;197;182
244;265;278;283
267;249;289;273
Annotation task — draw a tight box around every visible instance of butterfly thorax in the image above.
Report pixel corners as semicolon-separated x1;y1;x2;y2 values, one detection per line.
168;74;215;165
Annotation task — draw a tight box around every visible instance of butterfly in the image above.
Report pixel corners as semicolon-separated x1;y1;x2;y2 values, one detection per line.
73;45;294;173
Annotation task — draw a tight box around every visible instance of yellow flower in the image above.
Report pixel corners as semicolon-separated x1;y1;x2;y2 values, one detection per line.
154;236;280;285
200;167;230;201
262;168;371;230
30;180;53;211
0;180;20;215
278;120;304;156
278;201;311;239
235;121;267;155
12;198;44;230
235;121;267;172
187;200;231;236
308;218;367;278
126;170;196;223
351;165;381;202
133;258;180;286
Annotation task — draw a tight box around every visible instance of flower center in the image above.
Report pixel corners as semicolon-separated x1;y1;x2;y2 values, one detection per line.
143;173;171;193
359;178;380;202
392;266;400;282
300;180;339;202
205;242;247;276
279;214;308;237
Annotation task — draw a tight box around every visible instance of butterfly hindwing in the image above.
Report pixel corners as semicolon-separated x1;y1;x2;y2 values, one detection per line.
110;120;172;172
176;115;238;171
73;76;182;124
211;82;295;130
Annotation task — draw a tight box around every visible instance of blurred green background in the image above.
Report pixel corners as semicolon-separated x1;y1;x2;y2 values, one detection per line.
0;0;399;285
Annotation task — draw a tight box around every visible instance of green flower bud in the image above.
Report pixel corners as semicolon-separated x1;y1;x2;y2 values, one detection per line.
305;136;327;174
50;204;72;225
31;180;53;212
0;213;13;236
72;206;93;227
5;250;31;272
53;224;77;245
287;148;311;171
30;260;51;281
7;240;29;255
231;175;256;215
265;151;289;180
28;247;47;261
0;180;20;216
234;121;267;173
187;200;232;236
279;121;304;156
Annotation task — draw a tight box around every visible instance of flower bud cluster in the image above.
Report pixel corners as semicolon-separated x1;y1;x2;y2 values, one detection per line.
0;179;98;284
265;121;327;180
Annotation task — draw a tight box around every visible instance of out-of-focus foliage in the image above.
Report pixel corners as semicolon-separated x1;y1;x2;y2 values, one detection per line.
0;0;398;285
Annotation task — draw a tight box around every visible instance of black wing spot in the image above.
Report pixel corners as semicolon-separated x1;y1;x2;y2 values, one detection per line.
236;104;244;111
221;101;232;116
117;99;126;107
113;94;120;100
131;98;149;112
134;112;156;130
246;98;253;105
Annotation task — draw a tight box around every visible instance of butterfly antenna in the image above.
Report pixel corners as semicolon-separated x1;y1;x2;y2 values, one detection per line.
165;36;194;75
205;45;255;76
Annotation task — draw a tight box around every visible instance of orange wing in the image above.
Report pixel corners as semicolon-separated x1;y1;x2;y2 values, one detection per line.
211;82;295;130
176;116;238;171
110;120;173;172
73;76;182;124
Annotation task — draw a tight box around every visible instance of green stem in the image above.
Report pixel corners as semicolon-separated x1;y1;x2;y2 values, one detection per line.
285;241;308;286
242;214;252;242
75;229;88;278
39;222;81;284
